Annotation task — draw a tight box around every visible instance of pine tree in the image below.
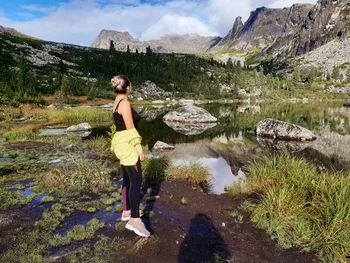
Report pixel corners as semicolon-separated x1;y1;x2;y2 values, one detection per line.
109;40;115;54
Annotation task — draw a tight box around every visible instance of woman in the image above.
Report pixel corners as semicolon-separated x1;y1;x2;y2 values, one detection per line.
110;75;150;238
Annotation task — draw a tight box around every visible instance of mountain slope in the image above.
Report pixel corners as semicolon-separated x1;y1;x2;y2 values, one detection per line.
91;30;221;54
214;4;313;51
273;0;350;58
0;25;40;40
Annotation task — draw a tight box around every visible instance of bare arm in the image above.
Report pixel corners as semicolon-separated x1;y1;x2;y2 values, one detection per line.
119;100;135;130
119;100;144;160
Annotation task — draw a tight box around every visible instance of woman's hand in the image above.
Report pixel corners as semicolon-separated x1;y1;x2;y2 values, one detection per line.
139;152;145;162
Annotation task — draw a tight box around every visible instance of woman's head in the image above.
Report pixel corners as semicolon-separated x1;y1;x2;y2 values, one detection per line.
111;75;131;94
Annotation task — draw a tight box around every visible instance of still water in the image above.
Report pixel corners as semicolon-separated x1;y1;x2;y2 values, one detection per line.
90;101;350;194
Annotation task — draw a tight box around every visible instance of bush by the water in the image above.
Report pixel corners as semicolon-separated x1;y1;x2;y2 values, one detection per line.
246;155;350;262
142;155;170;184
165;161;211;186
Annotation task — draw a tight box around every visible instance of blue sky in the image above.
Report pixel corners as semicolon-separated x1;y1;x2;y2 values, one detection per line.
0;0;318;46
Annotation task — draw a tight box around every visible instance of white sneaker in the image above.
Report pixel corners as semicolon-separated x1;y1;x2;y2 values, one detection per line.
125;219;150;237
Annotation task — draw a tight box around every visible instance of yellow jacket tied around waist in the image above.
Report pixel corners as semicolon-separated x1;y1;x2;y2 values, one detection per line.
110;128;143;166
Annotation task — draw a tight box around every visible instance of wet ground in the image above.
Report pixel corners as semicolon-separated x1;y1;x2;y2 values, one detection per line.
0;139;319;262
116;180;318;263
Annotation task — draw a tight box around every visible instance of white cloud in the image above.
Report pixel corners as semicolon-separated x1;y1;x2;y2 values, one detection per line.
267;0;317;8
141;14;217;40
20;5;57;13
206;0;253;35
0;0;318;46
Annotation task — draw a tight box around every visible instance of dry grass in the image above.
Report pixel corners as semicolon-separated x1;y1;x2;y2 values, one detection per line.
42;95;113;106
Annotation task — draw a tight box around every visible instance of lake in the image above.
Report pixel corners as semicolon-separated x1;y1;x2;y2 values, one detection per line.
88;100;350;194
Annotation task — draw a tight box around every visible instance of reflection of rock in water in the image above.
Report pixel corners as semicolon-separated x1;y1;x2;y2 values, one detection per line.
164;121;217;136
152;141;175;151
136;106;168;121
295;147;346;172
169;143;219;160
257;137;312;154
310;125;350;168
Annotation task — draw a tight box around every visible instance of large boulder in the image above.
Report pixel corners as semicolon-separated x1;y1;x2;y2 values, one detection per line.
164;121;217;136
256;118;316;141
163;105;217;123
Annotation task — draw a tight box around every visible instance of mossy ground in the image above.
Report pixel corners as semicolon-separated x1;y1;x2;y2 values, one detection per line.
0;121;126;262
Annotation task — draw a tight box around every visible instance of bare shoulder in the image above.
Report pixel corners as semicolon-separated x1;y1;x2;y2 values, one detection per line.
119;100;131;113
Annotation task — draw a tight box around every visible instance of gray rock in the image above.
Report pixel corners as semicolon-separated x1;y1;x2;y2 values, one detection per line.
256;118;316;141
153;141;175;151
138;107;167;121
66;122;92;132
164;121;217;136
140;80;172;98
163;105;217;123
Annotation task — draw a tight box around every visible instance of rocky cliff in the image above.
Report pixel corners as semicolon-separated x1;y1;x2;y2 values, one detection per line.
215;4;313;51
272;0;350;58
91;30;221;54
91;30;142;51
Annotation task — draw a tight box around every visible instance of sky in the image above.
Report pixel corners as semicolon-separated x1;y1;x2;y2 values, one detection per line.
0;0;318;46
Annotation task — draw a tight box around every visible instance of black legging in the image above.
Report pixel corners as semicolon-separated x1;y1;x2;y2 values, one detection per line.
121;158;142;218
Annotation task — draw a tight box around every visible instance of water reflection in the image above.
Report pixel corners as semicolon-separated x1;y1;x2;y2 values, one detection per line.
256;137;313;154
198;157;243;195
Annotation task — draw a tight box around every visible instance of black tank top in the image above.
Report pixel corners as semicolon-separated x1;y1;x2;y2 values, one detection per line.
113;99;141;131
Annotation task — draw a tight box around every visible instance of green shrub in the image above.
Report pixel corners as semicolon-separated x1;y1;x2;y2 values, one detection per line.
3;130;37;141
165;161;211;186
142;155;170;184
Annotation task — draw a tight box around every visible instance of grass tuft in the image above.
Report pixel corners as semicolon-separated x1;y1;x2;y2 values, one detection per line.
246;155;350;262
142;155;170;184
165;161;211;186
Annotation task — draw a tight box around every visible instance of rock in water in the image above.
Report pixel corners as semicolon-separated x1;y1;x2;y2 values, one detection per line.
256;118;316;141
163;105;217;123
164;121;217;136
153;141;175;151
66;123;92;132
